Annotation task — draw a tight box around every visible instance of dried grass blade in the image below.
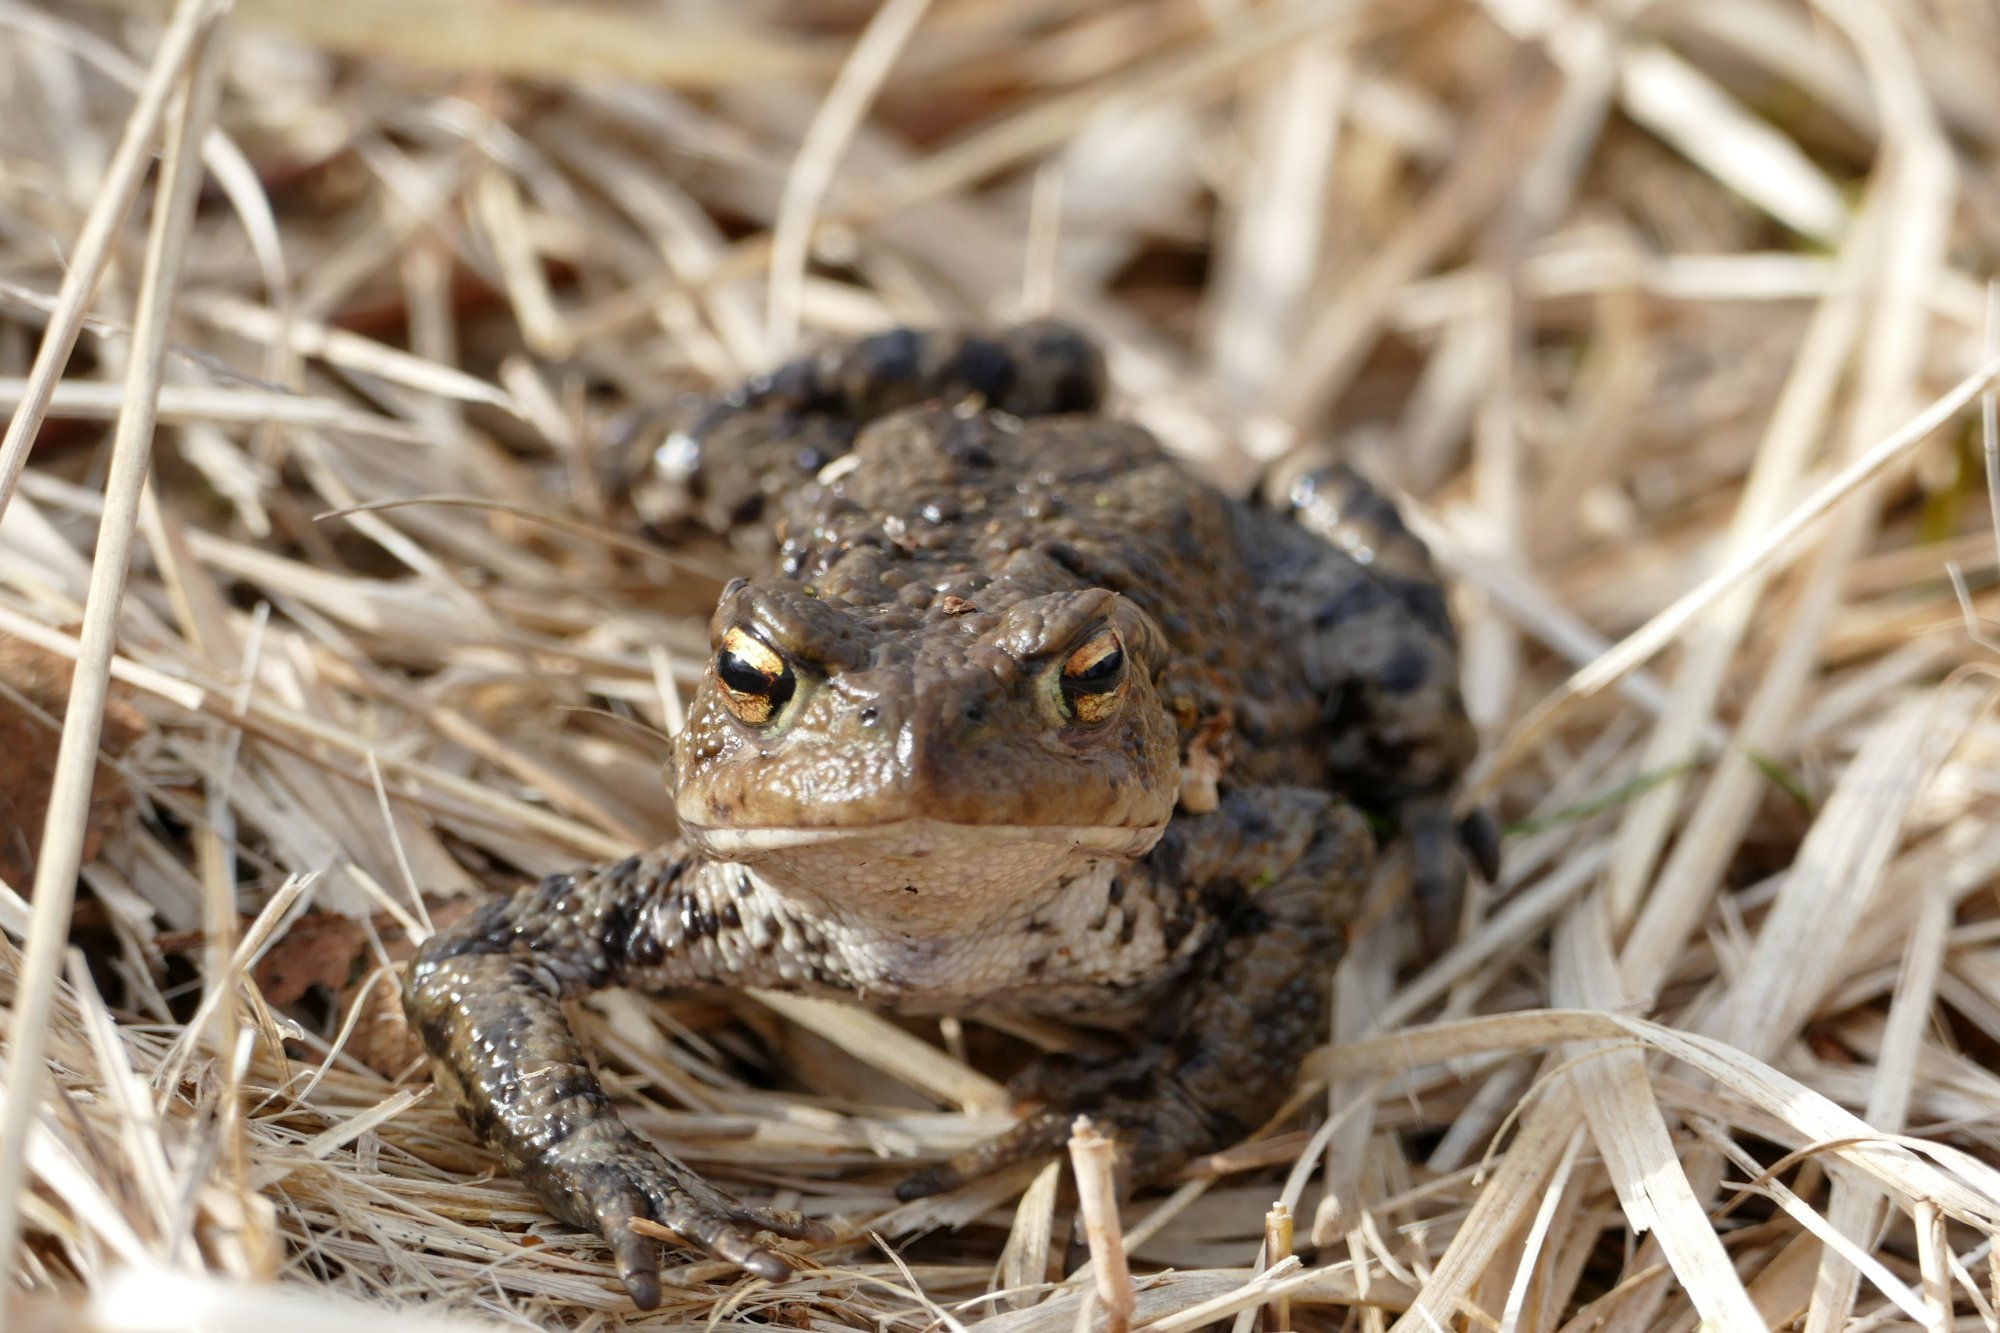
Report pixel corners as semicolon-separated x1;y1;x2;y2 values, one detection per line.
73;0;833;87
875;0;1366;218
752;992;1009;1112
1618;44;1846;242
1796;690;1968;1333
1479;345;2000;794
1550;905;1762;1331
301;1089;427;1160
1699;1120;1934;1325
766;0;935;353
995;1159;1063;1310
1598;211;1873;932
1316;1007;2000;1222
1711;688;1967;1058
180;293;522;414
6;382;435;444
88;1267;517;1333
0;0;226;526
1069;1120;1133;1333
1388;1093;1572;1332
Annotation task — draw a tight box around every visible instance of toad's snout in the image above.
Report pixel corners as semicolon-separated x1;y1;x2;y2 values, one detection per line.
844;672;1015;785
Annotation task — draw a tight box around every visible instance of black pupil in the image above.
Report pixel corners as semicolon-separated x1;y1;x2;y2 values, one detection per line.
1064;645;1123;693
718;649;795;708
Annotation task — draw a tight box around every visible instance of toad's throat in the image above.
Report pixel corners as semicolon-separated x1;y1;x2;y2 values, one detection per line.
682;818;1164;910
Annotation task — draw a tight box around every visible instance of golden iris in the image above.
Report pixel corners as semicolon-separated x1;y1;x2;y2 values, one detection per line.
1058;629;1125;724
715;627;795;725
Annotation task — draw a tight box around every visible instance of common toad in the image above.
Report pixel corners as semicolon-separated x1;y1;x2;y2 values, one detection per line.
404;324;1494;1307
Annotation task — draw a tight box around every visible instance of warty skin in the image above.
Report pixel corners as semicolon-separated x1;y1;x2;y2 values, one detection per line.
405;323;1490;1308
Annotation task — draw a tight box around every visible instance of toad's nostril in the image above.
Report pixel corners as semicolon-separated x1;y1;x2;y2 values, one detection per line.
964;703;986;724
859;706;880;726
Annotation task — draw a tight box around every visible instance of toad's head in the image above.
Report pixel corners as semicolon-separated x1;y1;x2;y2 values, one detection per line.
670;573;1179;916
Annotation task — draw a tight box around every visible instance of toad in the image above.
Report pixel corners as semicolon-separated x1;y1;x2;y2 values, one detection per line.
404;323;1494;1308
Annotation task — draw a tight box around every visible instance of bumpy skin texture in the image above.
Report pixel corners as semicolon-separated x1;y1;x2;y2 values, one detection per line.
406;324;1485;1308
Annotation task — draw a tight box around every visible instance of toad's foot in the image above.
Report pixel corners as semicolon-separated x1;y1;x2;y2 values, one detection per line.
1408;798;1505;950
521;1120;832;1308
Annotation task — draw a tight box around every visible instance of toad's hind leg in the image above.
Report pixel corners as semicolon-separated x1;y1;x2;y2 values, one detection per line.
897;789;1374;1201
1249;450;1498;930
610;322;1107;538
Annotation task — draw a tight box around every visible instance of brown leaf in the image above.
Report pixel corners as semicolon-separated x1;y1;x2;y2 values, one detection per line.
0;634;149;890
252;911;373;1008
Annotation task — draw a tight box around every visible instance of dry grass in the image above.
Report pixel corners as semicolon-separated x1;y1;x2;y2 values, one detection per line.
5;0;2000;1328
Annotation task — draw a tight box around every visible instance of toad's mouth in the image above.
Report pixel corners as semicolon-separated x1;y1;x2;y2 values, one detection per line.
682;817;1166;909
683;817;1163;861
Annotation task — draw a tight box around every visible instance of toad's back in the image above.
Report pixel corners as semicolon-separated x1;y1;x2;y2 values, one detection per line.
780;408;1321;769
698;340;1475;821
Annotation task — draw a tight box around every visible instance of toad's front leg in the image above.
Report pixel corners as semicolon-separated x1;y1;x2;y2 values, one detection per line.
403;847;831;1308
897;788;1373;1199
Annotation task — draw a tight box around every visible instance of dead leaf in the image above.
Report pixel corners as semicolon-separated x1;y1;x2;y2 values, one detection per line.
0;634;149;890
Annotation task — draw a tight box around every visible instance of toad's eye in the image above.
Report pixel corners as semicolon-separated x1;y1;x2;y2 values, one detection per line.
1058;629;1126;724
715;627;795;726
